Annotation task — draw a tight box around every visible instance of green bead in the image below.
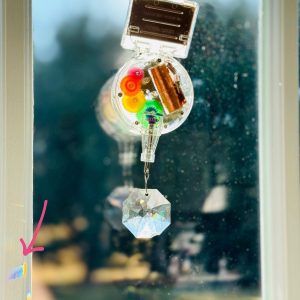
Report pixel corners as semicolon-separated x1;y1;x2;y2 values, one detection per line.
137;100;164;128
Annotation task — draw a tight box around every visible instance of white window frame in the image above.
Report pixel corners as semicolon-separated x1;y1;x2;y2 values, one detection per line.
259;0;300;299
0;0;32;299
0;0;299;299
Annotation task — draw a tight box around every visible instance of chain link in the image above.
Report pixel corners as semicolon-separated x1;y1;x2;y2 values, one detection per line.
144;162;150;196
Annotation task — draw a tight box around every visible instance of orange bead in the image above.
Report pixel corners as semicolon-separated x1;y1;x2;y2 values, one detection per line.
120;75;141;96
122;92;146;113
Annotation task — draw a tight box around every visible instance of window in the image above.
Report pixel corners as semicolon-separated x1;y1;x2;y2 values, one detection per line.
33;1;261;299
1;0;300;300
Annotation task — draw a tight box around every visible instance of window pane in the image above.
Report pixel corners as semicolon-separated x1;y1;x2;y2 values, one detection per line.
33;1;261;299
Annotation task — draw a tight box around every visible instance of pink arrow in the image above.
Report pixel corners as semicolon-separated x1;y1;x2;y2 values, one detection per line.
20;200;48;256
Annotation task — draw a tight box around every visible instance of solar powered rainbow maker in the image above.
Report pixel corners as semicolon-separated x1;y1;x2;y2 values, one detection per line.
111;0;199;239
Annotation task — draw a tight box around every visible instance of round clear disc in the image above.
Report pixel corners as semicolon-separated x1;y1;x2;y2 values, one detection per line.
111;53;194;136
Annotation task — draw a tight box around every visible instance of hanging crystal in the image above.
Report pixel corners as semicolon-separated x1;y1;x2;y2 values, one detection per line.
122;189;171;239
104;141;137;231
122;108;171;239
104;186;131;231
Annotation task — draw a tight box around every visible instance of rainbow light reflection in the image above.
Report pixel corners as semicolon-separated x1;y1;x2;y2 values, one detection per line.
27;291;32;300
9;263;27;280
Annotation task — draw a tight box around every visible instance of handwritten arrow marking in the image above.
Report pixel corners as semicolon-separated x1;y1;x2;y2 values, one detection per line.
20;200;48;256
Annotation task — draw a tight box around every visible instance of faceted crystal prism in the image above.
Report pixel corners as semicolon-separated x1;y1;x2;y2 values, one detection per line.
104;186;131;231
122;189;171;239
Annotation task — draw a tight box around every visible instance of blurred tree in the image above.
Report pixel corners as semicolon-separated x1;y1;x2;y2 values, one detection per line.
183;4;259;286
34;17;126;272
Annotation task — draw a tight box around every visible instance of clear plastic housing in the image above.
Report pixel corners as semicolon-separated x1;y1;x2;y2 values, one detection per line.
111;53;194;136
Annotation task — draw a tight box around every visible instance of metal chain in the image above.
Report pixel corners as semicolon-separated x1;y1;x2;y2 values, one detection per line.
144;161;150;196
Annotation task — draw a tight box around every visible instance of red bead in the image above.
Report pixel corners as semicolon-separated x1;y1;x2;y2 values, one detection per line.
128;67;144;80
120;75;141;96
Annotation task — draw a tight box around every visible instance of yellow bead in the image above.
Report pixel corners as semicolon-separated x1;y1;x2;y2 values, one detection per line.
122;91;146;113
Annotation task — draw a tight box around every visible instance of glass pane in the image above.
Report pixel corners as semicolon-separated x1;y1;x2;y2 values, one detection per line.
33;0;261;299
